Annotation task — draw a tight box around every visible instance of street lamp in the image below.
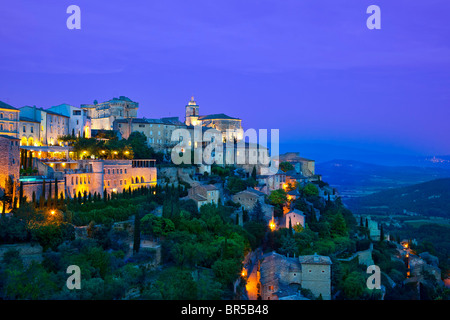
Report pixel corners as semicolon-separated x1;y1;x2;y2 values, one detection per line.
269;218;276;231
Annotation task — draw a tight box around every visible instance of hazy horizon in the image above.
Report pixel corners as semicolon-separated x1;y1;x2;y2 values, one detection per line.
1;1;449;157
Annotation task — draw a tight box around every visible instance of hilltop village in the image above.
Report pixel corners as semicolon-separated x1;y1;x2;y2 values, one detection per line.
0;97;448;300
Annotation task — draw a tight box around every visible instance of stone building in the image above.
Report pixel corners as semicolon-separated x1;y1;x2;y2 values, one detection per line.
279;152;315;177
259;252;332;300
298;254;332;300
184;96;243;143
21;157;157;201
232;188;273;222
19;116;40;147
188;183;220;210
81;96;138;130
48;104;91;138
0;135;20;198
114;116;187;153
285;209;305;230
0;101;20;138
19;106;70;146
256;169;287;193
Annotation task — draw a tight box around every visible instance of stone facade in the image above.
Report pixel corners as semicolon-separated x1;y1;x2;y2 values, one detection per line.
279;152;315;177
48;104;91;138
256;170;286;193
0;135;20;198
259;252;332;300
81;96;138;130
299;254;332;300
19;117;40;147
114;117;186;153
184;97;243;143
232;188;273;222
19;106;69;146
0;101;20;138
188;183;220;210
285;209;305;229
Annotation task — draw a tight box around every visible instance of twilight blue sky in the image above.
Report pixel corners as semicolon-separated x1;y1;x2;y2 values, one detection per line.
1;0;449;158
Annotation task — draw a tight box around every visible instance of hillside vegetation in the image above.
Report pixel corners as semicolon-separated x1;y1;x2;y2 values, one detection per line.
345;178;450;217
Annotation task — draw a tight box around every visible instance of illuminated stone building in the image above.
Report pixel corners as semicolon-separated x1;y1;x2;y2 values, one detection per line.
48;104;91;138
0;101;20;138
259;252;332;300
114;117;186;153
184;97;243;142
19;105;70;146
81;96;138;130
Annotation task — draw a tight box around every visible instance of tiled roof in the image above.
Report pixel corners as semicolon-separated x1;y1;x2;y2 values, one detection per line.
298;253;332;265
20;116;40;123
0;101;18;111
0;134;20;140
198;113;240;121
203;184;219;191
260;252;301;286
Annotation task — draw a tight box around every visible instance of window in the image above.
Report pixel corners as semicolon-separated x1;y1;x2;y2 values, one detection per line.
9;124;13;131
120;169;123;174
124;180;127;185
120;180;122;185
71;177;74;185
0;113;2;118
112;169;115;174
108;169;110;174
23;126;26;133
124;169;127;174
73;110;81;116
139;124;145;128
30;126;34;133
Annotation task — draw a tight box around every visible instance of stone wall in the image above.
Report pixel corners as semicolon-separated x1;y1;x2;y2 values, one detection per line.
300;263;331;300
0;243;43;266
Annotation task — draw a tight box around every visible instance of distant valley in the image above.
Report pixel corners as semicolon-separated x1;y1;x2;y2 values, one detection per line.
317;159;450;198
344;178;450;218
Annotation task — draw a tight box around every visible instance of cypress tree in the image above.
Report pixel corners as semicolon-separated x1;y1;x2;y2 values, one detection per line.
13;197;18;210
42;179;46;201
54;179;58;200
19;181;24;206
39;195;44;209
251;166;257;180
48;180;53;204
133;211;141;254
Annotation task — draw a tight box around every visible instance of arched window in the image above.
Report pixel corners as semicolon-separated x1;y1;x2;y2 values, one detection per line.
141;177;145;183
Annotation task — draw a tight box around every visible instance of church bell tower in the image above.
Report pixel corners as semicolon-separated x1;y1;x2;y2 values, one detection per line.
185;96;200;126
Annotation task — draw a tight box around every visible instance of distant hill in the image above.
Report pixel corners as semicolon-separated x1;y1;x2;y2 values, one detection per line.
345;178;450;218
317;159;450;197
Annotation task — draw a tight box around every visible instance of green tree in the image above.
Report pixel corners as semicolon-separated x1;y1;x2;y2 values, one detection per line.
279;161;294;173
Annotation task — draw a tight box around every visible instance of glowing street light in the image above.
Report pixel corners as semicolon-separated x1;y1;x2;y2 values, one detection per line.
269;218;276;231
50;210;56;215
